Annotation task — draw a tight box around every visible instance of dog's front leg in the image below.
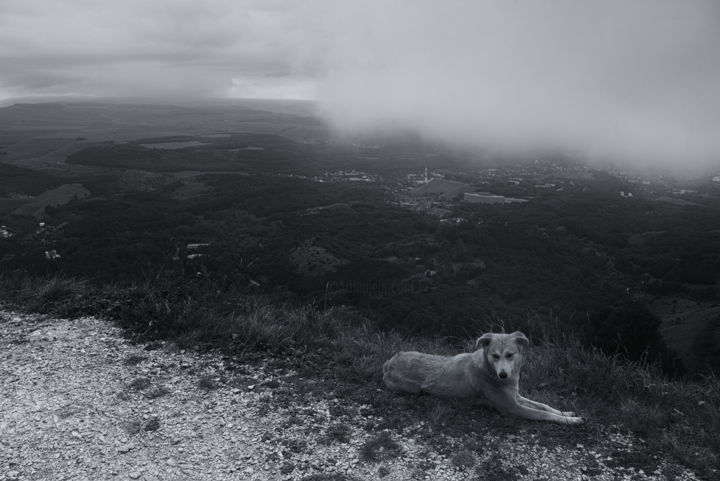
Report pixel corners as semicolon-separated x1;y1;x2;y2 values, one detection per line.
489;392;584;424
508;403;584;424
517;395;576;417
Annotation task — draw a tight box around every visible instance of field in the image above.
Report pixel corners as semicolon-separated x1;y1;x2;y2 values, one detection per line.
1;100;720;478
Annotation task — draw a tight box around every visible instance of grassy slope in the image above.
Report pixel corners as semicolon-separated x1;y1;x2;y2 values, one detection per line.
1;275;718;479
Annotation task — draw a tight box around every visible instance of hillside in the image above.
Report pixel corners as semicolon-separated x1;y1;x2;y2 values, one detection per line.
0;309;708;481
2;101;720;480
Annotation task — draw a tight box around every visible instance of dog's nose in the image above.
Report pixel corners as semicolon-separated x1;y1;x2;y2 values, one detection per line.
498;371;508;379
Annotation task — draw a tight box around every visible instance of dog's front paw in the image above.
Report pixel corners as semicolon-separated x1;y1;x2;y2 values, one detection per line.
565;416;584;425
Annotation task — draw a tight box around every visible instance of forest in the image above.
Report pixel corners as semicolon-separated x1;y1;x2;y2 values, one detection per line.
3;153;720;375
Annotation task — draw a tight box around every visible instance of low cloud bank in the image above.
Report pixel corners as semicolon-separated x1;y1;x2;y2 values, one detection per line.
317;0;720;172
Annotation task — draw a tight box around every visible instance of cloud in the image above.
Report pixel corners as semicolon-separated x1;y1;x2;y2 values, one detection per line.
0;0;318;100
316;0;720;171
2;0;719;171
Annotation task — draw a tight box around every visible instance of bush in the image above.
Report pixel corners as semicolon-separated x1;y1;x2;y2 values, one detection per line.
584;302;683;376
692;316;720;374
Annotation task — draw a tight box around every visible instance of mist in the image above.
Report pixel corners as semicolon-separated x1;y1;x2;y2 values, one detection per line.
316;0;720;172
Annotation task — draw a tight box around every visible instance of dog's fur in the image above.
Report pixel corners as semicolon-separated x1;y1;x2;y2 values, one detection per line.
382;331;583;424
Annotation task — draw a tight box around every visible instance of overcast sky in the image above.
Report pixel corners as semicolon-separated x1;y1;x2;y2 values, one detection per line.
2;0;719;170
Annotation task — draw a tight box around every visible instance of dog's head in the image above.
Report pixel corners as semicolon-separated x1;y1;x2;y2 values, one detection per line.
474;331;529;380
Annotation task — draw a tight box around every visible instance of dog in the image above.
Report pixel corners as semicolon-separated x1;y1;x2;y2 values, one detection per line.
382;331;584;424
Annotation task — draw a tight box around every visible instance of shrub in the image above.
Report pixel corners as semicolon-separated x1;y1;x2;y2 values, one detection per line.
584;301;683;376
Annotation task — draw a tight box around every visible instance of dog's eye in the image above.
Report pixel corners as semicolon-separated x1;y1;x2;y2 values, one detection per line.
506;353;514;359
492;354;500;360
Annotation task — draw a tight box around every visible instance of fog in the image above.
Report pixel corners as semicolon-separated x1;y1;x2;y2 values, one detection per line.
0;0;321;101
2;0;719;171
316;1;720;172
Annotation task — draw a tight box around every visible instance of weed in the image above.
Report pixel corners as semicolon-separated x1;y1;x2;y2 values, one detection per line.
300;474;358;481
618;399;668;438
116;391;131;401
282;413;304;429
143;386;171;399
36;277;87;307
280;438;306;455
428;401;455;429
321;423;353;445
128;377;152;391
359;431;403;463
477;453;518;481
123;419;143;435
261;379;280;389
56;404;80;419
450;448;476;469
144;417;161;431
280;461;295;475
123;355;147;366
198;375;220;391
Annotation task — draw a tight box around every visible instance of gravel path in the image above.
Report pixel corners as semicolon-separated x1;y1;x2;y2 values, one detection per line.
0;310;701;481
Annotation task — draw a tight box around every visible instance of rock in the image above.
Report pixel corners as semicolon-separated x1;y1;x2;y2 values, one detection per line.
128;471;141;479
7;471;20;479
280;462;295;475
118;444;134;453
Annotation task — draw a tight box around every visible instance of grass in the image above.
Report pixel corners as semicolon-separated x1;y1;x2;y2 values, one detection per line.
7;275;90;317
1;273;719;478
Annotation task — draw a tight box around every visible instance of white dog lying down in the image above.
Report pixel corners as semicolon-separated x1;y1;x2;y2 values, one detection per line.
383;331;584;424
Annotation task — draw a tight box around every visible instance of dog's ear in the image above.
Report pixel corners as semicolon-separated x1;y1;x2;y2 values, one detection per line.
475;333;494;348
510;331;529;347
